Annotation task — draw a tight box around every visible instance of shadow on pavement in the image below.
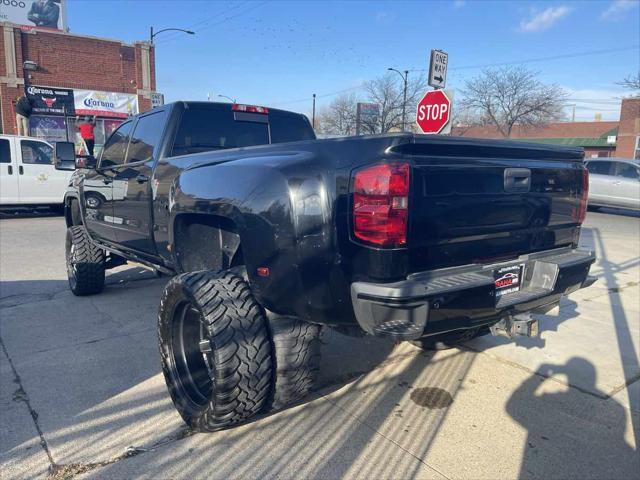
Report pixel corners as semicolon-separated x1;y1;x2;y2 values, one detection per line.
507;357;637;479
0;208;63;220
0;268;403;474
589;227;640;449
472;297;580;350
2;220;639;478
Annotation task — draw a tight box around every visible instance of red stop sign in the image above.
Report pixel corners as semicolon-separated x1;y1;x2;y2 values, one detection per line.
416;90;451;134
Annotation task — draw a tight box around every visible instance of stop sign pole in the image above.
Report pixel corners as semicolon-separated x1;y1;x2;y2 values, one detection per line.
415;89;451;134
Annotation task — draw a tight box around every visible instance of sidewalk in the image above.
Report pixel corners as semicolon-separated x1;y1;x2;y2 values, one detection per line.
0;211;638;479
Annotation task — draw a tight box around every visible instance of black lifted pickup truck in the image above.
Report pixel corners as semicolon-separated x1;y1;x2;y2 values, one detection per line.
55;101;596;431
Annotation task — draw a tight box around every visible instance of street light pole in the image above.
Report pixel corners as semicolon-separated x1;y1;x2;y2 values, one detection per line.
217;94;237;103
312;93;316;130
388;68;409;131
150;27;195;44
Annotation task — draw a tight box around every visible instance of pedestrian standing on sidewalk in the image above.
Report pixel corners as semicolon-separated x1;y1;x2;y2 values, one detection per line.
77;115;97;156
14;96;32;136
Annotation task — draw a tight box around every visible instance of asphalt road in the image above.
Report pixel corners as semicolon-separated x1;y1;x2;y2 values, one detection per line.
0;208;638;479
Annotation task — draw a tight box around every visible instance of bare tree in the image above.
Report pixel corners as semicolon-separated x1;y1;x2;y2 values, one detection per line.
451;104;484;136
460;66;567;137
314;73;429;136
362;73;427;133
315;93;358;136
617;73;640;96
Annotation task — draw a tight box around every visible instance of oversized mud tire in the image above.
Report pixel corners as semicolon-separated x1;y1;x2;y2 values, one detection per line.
65;226;105;296
410;327;483;351
267;317;321;411
70;199;82;226
158;270;273;431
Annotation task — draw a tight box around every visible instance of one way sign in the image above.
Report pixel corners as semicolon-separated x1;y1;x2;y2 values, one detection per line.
428;49;448;89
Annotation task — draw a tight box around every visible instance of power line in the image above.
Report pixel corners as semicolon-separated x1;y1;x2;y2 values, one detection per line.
410;46;639;72
153;4;246;44
272;84;364;107
566;98;622;104
156;1;250;42
176;1;268;39
273;46;637;107
154;1;264;45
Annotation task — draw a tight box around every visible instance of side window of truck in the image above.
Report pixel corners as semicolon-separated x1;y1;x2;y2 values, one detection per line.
20;140;53;165
100;121;133;168
125;110;167;164
0;139;10;163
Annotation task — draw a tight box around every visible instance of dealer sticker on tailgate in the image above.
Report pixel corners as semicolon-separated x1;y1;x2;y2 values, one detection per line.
494;264;525;297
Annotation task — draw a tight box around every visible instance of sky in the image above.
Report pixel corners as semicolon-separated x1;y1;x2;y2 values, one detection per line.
67;0;639;121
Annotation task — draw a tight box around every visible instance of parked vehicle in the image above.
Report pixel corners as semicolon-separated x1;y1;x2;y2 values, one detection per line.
0;134;74;208
57;101;596;431
585;158;640;211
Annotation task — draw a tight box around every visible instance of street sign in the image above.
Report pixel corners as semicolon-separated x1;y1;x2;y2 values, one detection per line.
428;49;448;89
151;93;165;109
416;89;451;134
357;103;380;117
356;102;380;135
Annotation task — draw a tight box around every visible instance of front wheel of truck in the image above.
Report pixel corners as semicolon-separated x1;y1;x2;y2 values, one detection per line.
158;270;273;431
410;327;484;351
65;226;105;296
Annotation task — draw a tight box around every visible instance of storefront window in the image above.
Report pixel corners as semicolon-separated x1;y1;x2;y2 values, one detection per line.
29;116;68;143
635;136;640;160
66;117;124;157
28;112;124;157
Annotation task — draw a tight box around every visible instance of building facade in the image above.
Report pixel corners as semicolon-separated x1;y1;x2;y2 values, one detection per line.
453;97;640;160
0;22;159;155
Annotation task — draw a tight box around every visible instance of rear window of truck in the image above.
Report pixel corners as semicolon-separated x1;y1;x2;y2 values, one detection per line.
171;105;315;156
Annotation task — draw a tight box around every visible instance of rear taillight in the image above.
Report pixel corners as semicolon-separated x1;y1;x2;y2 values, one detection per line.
574;168;589;224
352;163;410;247
232;104;269;114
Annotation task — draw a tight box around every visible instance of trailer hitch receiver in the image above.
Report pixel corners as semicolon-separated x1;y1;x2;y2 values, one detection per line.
490;313;539;338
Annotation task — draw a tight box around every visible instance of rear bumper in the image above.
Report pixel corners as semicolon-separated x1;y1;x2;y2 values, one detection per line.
351;247;596;340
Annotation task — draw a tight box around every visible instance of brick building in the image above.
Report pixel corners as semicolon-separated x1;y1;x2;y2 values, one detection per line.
0;22;158;154
453;97;640;160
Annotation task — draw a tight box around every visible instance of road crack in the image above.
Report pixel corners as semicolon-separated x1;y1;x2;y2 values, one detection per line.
46;428;195;479
0;335;55;468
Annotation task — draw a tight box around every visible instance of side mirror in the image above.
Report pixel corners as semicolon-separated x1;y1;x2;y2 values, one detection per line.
75;155;97;169
54;142;76;171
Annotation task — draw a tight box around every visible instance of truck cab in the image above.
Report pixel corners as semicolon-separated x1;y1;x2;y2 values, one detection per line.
0;134;73;207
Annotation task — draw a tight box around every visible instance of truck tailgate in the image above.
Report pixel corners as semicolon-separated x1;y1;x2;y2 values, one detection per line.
392;137;586;271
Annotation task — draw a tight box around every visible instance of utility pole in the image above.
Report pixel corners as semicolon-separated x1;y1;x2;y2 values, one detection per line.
402;70;408;131
312;93;316;130
388;68;409;131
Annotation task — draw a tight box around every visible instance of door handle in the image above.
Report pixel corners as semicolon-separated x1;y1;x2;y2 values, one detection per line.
19;166;24;175
7;165;12;175
613;181;621;186
136;174;149;184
